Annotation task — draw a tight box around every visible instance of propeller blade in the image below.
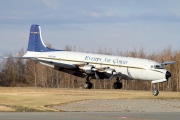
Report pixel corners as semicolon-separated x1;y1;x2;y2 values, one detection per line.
108;75;114;80
95;72;99;79
109;72;122;80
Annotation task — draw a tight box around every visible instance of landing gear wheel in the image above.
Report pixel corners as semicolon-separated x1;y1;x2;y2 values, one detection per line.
113;82;122;89
84;76;93;89
113;82;118;89
153;89;159;96
84;82;93;89
152;83;159;96
118;82;123;89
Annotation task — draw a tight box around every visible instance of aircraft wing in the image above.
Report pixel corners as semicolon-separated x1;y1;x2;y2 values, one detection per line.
5;56;128;80
37;59;77;69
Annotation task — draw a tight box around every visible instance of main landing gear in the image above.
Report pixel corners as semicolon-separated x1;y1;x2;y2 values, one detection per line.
152;83;159;96
83;76;123;89
113;78;123;89
84;76;93;89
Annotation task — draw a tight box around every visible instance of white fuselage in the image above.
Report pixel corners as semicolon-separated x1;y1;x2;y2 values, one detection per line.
24;51;167;83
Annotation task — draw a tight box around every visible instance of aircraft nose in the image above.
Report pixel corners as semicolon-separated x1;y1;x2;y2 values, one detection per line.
166;71;171;79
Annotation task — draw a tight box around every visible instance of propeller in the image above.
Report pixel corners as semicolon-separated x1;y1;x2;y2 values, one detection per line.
109;72;123;80
108;74;115;80
91;68;100;80
95;72;100;79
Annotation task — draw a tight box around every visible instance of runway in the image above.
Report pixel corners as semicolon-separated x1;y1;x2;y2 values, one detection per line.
52;99;180;112
0;112;180;120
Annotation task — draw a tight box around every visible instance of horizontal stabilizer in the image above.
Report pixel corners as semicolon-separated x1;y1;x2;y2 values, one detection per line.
4;56;33;59
161;61;175;66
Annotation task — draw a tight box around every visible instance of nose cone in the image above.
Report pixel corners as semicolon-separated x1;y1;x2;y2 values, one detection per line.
166;71;171;79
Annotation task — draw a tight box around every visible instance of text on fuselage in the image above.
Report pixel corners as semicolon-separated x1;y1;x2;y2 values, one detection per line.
85;56;128;64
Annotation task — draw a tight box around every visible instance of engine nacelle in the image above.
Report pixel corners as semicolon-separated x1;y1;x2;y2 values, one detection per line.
104;68;117;78
82;65;95;74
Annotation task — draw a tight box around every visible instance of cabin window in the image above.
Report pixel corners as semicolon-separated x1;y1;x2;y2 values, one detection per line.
154;65;163;69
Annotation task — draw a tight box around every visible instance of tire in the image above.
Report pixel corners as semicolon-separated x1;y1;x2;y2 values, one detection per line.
118;82;123;89
88;82;93;89
153;89;159;96
84;82;93;89
84;82;89;89
113;82;123;89
113;82;118;89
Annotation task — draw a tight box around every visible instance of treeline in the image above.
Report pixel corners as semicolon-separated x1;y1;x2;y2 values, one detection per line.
0;46;179;92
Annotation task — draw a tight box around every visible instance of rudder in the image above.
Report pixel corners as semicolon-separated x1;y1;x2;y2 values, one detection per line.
27;24;55;52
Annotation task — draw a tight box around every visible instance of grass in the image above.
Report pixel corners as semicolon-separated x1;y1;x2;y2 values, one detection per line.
0;87;179;112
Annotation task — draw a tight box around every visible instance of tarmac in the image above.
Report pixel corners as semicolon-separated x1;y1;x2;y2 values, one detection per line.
1;99;180;120
52;99;180;112
0;112;180;120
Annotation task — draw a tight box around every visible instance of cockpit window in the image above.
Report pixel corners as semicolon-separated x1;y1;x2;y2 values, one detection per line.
154;65;163;69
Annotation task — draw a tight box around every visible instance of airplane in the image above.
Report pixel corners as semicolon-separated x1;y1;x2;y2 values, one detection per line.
14;24;175;96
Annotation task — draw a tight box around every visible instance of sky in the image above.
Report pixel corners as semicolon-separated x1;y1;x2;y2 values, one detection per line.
1;0;180;55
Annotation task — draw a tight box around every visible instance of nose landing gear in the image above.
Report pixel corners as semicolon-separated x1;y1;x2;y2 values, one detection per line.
152;83;159;96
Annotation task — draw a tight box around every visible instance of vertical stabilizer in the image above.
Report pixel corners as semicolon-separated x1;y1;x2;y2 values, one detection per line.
27;24;58;52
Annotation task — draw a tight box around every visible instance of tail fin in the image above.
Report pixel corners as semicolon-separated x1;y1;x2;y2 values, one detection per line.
27;24;60;52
